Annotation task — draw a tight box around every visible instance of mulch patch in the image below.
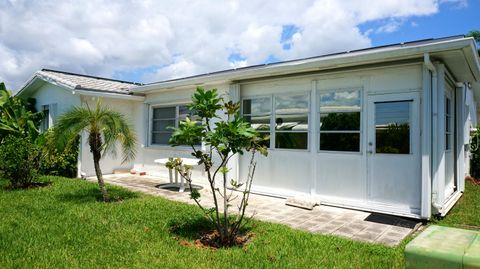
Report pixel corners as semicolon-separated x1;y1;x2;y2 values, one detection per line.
178;230;255;249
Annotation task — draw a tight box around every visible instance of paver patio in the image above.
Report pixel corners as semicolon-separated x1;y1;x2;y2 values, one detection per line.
90;174;421;246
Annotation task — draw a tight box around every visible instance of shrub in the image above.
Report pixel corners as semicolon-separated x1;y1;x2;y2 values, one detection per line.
470;129;480;179
37;129;79;178
0;135;40;188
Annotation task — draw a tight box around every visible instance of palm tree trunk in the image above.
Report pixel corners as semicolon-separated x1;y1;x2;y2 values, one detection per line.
93;152;109;202
89;131;109;202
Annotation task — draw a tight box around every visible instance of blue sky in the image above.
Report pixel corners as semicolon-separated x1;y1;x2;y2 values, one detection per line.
1;0;479;90
360;1;480;47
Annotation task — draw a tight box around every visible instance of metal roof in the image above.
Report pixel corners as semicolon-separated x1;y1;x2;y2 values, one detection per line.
37;69;142;94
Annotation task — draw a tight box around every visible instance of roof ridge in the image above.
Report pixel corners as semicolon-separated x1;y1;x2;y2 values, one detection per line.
41;68;143;85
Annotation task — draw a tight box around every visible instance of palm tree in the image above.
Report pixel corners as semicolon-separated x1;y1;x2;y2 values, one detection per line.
54;100;137;201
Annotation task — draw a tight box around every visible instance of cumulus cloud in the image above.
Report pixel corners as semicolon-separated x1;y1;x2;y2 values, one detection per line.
0;0;466;90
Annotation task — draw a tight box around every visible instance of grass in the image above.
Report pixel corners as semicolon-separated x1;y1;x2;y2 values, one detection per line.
0;177;478;269
434;180;480;229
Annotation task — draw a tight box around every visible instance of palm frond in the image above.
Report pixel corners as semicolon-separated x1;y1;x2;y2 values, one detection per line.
55;99;137;164
98;106;137;163
53;106;91;150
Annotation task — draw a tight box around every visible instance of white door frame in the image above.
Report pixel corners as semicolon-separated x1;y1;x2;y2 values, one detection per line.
366;91;422;214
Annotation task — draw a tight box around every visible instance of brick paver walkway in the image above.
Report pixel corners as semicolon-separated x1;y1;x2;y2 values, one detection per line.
91;174;421;246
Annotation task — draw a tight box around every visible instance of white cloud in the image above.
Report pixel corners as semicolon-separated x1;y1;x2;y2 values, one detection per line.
376;19;407;34
0;0;459;90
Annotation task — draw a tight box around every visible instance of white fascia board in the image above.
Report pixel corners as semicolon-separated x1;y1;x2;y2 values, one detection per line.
15;74;74;97
465;41;480;81
73;89;145;101
132;38;473;93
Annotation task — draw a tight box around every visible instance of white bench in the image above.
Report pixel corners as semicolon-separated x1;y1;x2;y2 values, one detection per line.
154;158;201;192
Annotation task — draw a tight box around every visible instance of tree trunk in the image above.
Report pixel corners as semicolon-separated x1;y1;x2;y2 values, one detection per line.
89;131;109;202
93;152;109;202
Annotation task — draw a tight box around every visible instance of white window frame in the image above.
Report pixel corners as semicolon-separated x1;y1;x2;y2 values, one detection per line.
241;91;311;151
148;103;190;146
317;88;363;154
40;103;57;133
445;95;453;151
273;92;310;151
241;95;273;148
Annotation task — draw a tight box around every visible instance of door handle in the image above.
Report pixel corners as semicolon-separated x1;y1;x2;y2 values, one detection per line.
368;150;373;154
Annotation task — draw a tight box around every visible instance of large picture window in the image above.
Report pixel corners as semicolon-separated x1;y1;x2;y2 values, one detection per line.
318;89;361;152
242;97;271;147
150;104;195;145
274;93;309;149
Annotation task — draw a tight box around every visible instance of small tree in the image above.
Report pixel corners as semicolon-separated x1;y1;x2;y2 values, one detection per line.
53;100;137;201
168;87;267;247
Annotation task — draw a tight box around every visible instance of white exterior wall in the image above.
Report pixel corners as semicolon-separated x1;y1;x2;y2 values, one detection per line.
29;83;81;124
79;96;140;176
133;84;230;181
239;64;424;217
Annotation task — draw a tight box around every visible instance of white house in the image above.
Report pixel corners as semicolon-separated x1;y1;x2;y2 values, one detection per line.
16;35;480;220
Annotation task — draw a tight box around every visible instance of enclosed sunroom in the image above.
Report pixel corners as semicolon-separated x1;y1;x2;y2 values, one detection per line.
130;36;480;220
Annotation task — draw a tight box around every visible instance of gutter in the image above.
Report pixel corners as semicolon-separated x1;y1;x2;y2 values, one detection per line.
72;89;145;101
424;53;443;212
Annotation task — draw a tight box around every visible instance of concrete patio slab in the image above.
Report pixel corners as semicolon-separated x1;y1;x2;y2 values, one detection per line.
89;174;421;246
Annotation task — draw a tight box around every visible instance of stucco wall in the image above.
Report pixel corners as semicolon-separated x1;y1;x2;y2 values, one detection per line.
79;96;141;176
29;83;81;122
132;84;230;181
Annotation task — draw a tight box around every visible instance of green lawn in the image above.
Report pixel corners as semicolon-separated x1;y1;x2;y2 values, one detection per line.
0;177;478;269
434;180;480;229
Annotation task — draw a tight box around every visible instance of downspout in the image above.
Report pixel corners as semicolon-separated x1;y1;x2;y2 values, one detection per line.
424;53;443;212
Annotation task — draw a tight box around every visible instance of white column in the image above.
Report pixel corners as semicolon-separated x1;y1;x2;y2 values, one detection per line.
456;83;466;193
227;83;241;183
434;63;446;210
420;65;432;219
310;80;317;195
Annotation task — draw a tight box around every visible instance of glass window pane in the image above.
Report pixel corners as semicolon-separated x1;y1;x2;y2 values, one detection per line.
152;132;172;145
244;115;271;131
446;115;450;133
275;132;308;149
446;97;451;115
153;120;175;132
320;133;360;152
319;90;361;113
375;101;411;154
445;134;450;150
320;112;360;131
178;105;193;119
153;107;176;119
275;94;309;114
243;97;271;115
275;114;308;131
257;132;271;148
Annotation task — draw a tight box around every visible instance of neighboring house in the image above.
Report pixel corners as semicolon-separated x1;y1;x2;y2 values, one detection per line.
16;35;480;220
